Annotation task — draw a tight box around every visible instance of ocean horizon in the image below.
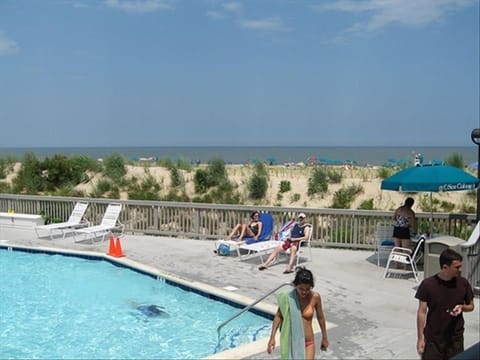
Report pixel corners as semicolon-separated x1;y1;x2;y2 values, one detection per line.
0;146;475;166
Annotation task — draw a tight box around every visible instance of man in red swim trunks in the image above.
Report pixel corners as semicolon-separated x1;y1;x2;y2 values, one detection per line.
258;213;311;273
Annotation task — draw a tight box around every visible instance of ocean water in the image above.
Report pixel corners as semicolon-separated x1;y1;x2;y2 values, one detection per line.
0;146;475;166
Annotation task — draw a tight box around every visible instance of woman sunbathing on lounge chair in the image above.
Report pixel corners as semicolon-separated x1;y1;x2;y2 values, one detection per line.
226;211;263;242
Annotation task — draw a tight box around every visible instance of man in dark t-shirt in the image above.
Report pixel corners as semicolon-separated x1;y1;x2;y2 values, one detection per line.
415;249;474;359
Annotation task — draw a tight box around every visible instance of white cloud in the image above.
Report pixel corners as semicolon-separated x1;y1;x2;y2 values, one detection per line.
223;1;242;12
205;1;291;33
0;32;19;56
206;10;224;19
72;1;89;8
315;0;477;34
239;16;292;32
105;0;174;13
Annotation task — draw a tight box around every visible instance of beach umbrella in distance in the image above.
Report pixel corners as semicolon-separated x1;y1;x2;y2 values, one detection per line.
381;164;479;231
266;156;277;165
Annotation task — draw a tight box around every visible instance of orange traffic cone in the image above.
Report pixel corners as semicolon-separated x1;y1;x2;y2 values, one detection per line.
114;237;125;257
107;235;116;256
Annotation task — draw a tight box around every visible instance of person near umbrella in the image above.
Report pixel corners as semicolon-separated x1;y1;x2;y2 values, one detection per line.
415;249;474;359
392;197;416;249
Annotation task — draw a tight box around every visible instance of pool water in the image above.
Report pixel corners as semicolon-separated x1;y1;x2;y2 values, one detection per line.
0;250;271;359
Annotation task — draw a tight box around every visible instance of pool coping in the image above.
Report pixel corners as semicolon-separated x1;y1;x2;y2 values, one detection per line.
0;242;278;359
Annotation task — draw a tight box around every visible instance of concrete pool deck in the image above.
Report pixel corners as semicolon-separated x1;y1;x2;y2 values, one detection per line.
1;227;479;359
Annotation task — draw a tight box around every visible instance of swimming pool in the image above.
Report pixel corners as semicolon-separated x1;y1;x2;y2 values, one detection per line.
0;247;272;359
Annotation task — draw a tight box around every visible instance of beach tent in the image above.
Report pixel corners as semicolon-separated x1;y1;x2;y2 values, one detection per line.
381;164;479;231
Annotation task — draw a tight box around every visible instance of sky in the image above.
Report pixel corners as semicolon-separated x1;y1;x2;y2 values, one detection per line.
0;0;479;147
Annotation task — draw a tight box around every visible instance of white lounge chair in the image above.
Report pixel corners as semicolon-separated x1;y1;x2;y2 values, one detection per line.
214;213;274;256
238;239;282;263
34;201;89;240
239;222;312;265
73;203;123;243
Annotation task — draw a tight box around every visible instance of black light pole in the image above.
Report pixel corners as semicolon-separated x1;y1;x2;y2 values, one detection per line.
470;128;480;222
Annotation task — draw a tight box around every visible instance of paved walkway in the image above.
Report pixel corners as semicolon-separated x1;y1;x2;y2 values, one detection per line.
1;227;478;359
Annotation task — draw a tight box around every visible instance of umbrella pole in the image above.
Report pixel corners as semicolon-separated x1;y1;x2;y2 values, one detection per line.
429;192;433;236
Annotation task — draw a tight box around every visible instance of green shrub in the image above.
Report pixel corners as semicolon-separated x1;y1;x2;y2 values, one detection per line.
331;184;363;209
158;158;174;168
0;159;6;179
279;180;291;193
377;167;391;179
194;158;230;194
0;155;17;180
439;201;455;212
358;198;375;210
71;155;101;174
54;185;86;198
419;194;439;212
207;158;228;186
103;153;126;183
169;166;184;188
42;155;77;191
127;175;161;200
194;169;209;194
307;167;328;196
107;186;120;199
460;203;475;213
248;174;268;200
253;161;269;178
96;179;113;194
327;170;343;184
13;152;44;194
444;152;464;169
175;158;193;171
291;193;301;202
211;181;241;204
0;182;12;193
163;190;190;202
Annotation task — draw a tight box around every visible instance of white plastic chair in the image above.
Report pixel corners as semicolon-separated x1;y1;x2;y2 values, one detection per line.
384;235;426;282
284;223;313;267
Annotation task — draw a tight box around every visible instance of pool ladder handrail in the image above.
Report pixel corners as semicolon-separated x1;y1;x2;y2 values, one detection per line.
217;282;293;337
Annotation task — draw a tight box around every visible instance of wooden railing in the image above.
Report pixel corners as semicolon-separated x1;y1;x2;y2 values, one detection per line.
0;193;475;246
1;193;478;291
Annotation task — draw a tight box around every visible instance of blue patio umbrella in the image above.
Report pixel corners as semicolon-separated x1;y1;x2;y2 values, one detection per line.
381;165;479;193
381;165;479;230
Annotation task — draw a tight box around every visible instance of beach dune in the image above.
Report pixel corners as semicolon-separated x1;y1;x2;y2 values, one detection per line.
79;164;475;213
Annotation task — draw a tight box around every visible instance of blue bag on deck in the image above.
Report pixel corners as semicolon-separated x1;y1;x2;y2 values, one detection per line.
218;243;230;256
